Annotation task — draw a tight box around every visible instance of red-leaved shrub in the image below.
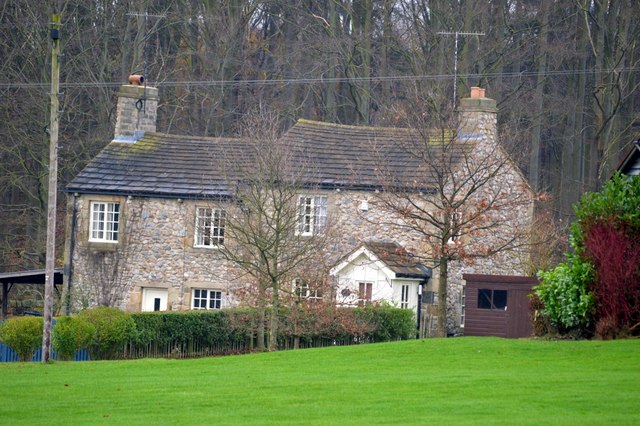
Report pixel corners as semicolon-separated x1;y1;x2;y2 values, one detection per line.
584;221;640;335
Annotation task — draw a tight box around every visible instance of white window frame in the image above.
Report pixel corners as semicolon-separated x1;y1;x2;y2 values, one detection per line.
358;282;373;306
194;207;226;248
296;195;327;236
460;286;466;328
89;201;120;243
192;289;222;310
400;284;410;309
294;279;323;301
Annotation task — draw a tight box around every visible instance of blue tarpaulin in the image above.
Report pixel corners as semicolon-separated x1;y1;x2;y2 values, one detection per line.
0;318;90;362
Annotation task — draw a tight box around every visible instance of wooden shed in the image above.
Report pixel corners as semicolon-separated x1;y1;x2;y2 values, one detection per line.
463;274;538;338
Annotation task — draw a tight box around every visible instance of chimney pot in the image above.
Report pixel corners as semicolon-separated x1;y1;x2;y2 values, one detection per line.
470;87;485;98
128;75;144;86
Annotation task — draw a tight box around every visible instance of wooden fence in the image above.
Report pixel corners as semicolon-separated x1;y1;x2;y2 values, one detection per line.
418;305;438;338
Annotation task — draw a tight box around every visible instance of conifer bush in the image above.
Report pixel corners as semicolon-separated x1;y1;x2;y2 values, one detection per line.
52;316;96;360
0;316;43;361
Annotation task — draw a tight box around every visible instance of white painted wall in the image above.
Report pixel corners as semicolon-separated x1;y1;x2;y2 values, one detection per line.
391;279;421;312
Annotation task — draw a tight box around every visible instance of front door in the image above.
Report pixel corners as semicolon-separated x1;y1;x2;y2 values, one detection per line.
142;288;168;312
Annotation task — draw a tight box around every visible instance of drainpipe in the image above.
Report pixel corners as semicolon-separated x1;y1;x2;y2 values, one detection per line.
2;282;9;320
416;280;425;339
64;193;78;315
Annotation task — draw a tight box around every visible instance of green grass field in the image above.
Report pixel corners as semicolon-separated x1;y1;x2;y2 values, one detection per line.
1;337;639;425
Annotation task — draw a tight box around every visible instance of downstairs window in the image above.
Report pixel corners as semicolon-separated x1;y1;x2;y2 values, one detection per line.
192;289;222;310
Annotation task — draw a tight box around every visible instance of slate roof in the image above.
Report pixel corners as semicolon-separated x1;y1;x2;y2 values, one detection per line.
66;133;252;198
67;119;465;198
281;120;457;190
363;241;432;279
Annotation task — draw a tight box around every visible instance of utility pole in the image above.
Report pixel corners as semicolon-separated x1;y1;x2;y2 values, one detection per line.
437;31;485;106
42;9;61;363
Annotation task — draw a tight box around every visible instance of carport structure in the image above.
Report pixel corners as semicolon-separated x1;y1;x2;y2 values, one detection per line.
0;269;64;319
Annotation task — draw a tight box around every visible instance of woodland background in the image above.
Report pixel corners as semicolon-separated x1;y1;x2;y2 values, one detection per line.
0;0;638;272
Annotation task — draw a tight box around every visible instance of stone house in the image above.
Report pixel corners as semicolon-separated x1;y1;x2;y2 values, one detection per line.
63;81;534;333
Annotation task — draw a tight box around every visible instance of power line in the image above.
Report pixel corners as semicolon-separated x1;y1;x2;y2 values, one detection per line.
0;67;637;90
125;12;166;19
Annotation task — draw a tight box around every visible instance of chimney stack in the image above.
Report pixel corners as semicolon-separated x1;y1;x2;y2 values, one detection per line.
113;76;158;143
457;87;497;142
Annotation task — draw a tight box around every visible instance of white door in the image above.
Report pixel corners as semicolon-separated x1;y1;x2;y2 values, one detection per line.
142;288;168;312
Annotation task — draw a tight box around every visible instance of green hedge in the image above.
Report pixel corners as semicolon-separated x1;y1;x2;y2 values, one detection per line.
362;306;416;341
70;306;414;360
278;305;415;343
131;309;254;348
78;307;137;359
129;306;414;357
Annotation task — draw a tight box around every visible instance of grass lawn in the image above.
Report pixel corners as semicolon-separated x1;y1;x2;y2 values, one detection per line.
1;337;639;425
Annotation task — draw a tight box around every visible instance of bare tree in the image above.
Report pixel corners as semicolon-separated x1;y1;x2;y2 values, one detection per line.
214;108;331;351
373;96;535;337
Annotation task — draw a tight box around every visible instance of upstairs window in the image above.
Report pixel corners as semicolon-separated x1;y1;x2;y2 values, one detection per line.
195;207;226;247
89;202;120;243
478;289;507;310
192;289;222;310
297;195;327;236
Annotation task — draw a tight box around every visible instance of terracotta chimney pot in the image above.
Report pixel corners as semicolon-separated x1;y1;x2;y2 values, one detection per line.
128;75;145;86
470;87;485;99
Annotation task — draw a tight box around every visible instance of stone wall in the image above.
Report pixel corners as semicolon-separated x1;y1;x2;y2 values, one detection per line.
328;190;424;262
69;196;236;312
443;95;534;333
